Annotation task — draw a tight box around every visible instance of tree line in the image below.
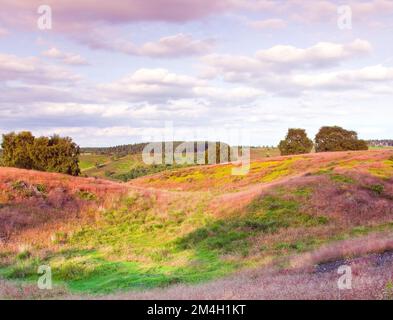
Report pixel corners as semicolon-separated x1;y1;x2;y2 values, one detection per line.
81;141;229;157
1;131;80;176
367;140;393;147
278;126;368;156
81;143;149;157
0;127;371;176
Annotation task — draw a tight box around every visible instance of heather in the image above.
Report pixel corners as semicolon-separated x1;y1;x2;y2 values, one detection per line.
0;149;393;297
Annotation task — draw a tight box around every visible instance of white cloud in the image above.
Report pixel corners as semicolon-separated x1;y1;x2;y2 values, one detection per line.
202;39;372;80
42;48;88;65
74;32;214;58
0;53;81;84
255;39;372;68
136;34;215;58
291;65;393;90
199;39;379;94
99;68;204;102
99;68;264;104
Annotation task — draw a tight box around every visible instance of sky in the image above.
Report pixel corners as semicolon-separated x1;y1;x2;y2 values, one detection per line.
0;0;392;147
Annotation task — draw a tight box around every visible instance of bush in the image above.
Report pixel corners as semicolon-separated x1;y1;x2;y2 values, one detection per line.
1;131;80;176
16;250;31;261
367;184;384;195
35;184;47;193
278;129;313;156
315;126;368;152
77;190;97;201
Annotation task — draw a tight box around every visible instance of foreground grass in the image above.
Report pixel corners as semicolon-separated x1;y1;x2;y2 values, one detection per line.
2;177;393;294
0;187;330;294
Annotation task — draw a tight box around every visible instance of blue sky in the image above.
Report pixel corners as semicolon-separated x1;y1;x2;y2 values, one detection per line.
0;0;392;146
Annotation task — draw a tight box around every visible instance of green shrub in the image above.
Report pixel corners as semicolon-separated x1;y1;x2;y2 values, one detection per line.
35;184;47;193
77;190;97;201
368;184;384;195
11;180;33;197
16;250;31;261
11;180;27;191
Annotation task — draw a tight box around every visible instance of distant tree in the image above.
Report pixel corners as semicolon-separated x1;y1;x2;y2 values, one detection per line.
367;139;393;147
1;131;80;175
278;129;313;156
315;126;368;152
204;142;231;164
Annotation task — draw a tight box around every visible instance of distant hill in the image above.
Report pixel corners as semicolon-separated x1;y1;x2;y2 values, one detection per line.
81;141;230;156
81;143;148;156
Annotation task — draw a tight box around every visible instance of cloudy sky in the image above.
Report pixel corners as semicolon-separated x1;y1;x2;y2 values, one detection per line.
0;0;392;146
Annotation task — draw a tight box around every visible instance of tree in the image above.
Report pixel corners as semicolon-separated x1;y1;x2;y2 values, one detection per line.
315;126;368;152
1;131;35;169
1;131;80;176
44;135;80;176
278;129;313;156
30;136;50;171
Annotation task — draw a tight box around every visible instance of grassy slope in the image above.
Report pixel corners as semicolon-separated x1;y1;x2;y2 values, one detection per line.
80;153;143;178
0;149;393;297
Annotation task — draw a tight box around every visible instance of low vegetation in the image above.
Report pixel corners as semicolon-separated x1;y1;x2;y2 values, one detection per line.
1;128;393;299
0;149;393;298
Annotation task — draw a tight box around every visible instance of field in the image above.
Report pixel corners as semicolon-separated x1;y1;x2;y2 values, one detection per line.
1;149;393;299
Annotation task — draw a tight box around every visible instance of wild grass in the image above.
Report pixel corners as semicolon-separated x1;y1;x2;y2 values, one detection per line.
0;187;330;294
1;150;393;297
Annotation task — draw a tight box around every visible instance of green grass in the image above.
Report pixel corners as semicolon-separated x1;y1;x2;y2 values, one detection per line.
80;154;144;179
113;164;189;182
329;173;355;184
80;153;195;182
3;176;393;295
0;189;330;294
79;154;111;171
312;170;355;184
177;195;328;256
366;184;385;195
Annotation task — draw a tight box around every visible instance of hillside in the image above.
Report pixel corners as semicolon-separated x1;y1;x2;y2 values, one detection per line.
0;149;393;299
